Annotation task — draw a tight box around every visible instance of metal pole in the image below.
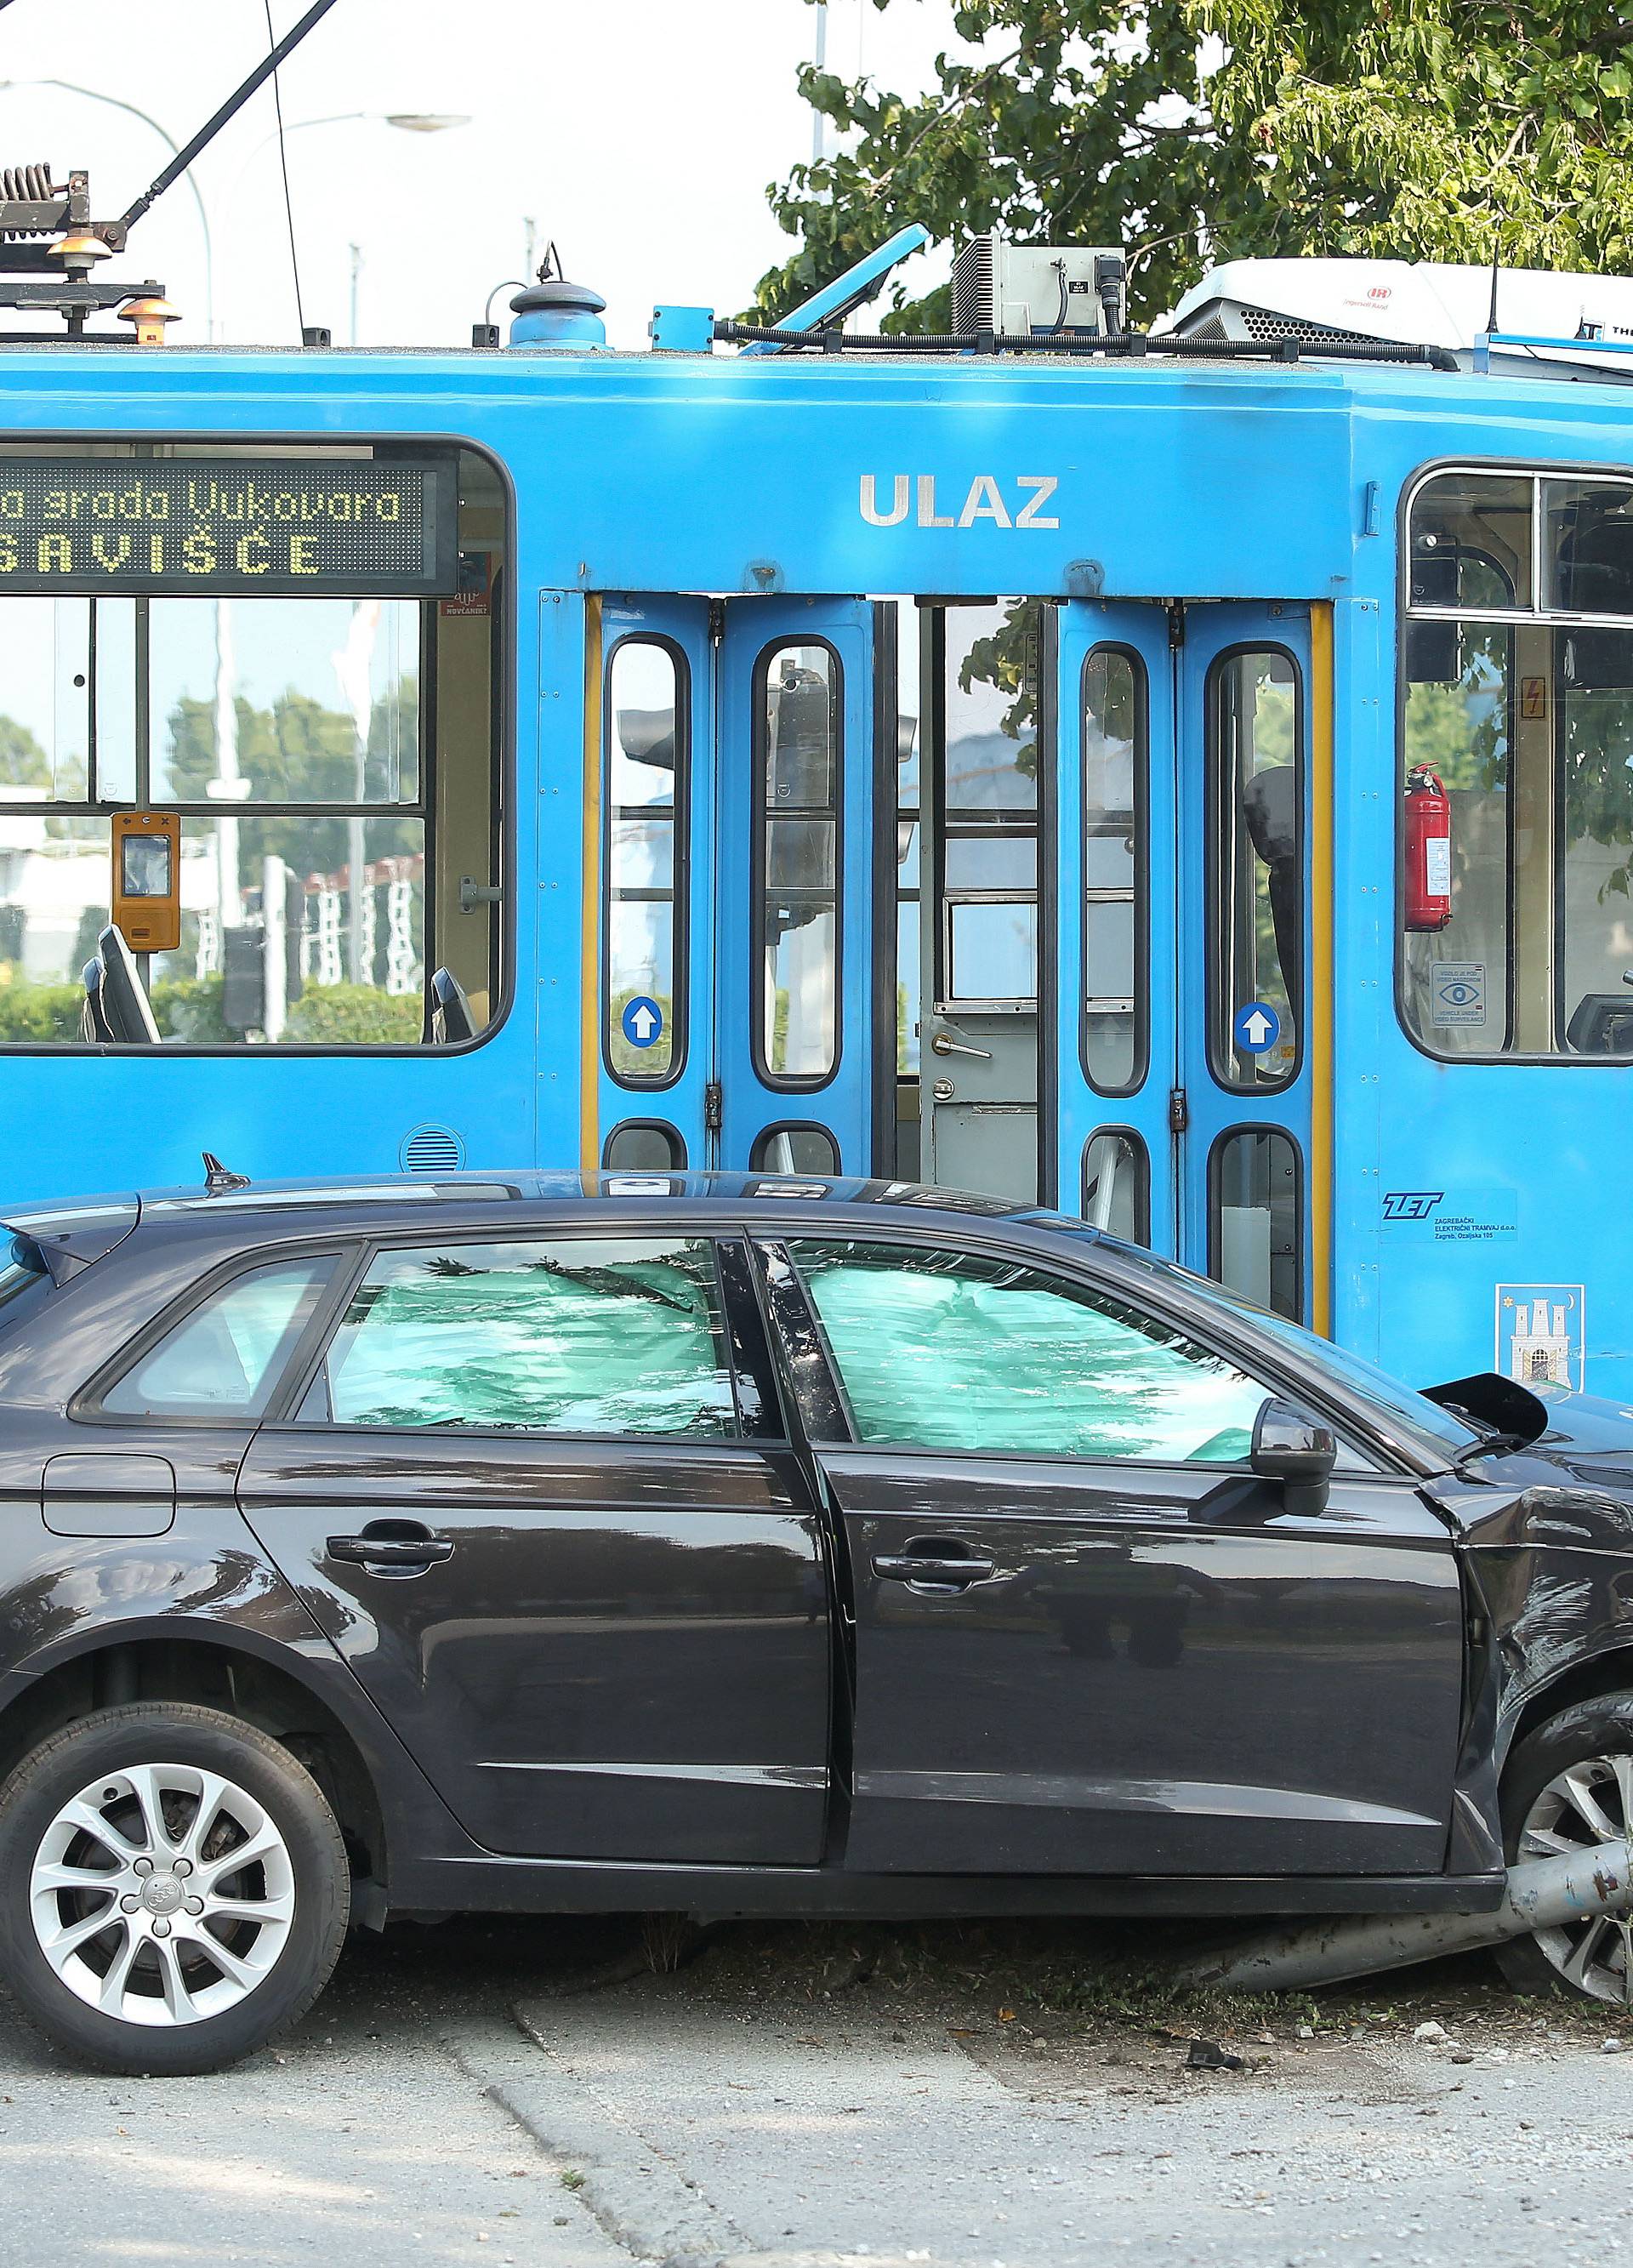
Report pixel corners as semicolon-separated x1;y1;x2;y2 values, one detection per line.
262;852;287;1040
219;114;466;339
348;242;361;346
1172;1836;1633;1993
213;601;242;951
811;0;828;168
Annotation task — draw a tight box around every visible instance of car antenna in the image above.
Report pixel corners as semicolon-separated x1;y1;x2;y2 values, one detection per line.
202;1152;251;1195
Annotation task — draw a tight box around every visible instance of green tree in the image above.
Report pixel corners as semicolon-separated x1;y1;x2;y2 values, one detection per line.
0;715;52;791
756;0;1633;330
163;681;420;873
0;713;86;808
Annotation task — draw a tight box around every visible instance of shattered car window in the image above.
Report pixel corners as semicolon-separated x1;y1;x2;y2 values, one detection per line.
311;1236;739;1438
788;1239;1272;1462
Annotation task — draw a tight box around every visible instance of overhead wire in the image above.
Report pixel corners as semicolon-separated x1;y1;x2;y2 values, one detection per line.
263;0;306;339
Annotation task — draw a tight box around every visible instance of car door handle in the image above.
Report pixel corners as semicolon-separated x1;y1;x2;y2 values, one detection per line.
873;1552;995;1588
326;1528;454;1570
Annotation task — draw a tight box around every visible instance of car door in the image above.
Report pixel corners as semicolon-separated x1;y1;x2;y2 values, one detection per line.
760;1231;1464;1878
237;1227;831;1866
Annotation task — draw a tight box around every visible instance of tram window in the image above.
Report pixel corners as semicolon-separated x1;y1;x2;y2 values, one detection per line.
147;600;419;805
1082;1129;1149;1244
947;901;1038;1000
1401;618;1512;1055
1208;650;1302;1090
1209;1126;1301;1321
602;1121;686;1171
1402;466;1633;1057
1082;647;1146;1095
1409;470;1532;612
94;601;138;803
1559;626;1633;1051
940;601;1041;1006
754;641;839;1086
750;1125;840;1175
0;440;505;1051
1546;481;1633;615
605;638;685;1083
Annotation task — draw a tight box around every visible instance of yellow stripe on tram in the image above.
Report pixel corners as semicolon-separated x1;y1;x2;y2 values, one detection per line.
580;594;604;1177
1309;601;1335;1339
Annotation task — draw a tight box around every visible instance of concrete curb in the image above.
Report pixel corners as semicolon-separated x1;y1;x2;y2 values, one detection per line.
445;2005;753;2266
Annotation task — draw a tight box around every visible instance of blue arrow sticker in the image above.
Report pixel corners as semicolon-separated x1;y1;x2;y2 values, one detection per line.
1232;1000;1281;1054
620;995;663;1049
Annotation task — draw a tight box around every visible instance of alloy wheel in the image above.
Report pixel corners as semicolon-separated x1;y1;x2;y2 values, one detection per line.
1517;1752;1633;2003
29;1761;296;2028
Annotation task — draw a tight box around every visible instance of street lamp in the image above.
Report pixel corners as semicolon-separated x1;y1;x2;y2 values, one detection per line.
222;110;469;344
214;106;467;966
0;77;214;339
227;109;469;192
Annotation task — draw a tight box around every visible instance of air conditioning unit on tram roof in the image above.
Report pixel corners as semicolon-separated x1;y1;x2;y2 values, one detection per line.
952;234;1127;339
1164;257;1633;377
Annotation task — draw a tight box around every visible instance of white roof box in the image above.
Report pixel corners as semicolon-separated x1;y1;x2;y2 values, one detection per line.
1166;258;1633;376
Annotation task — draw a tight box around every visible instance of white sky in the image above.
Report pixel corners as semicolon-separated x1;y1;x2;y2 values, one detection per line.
0;0;958;350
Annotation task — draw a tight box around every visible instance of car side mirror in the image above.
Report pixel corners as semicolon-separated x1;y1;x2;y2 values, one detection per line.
1250;1398;1336;1516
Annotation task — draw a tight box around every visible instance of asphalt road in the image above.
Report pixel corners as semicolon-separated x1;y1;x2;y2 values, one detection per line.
3;1915;1631;2267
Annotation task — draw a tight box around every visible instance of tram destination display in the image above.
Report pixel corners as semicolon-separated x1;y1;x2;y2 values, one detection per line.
0;456;457;595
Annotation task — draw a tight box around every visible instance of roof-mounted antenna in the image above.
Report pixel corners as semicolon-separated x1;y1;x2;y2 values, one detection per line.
202;1152;251;1195
1486;225;1502;339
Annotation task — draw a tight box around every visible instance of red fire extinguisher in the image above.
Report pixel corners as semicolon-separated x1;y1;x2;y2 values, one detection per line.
1404;764;1453;932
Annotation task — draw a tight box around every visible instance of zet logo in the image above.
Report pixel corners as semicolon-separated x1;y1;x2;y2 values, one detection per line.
1382;1190;1443;1222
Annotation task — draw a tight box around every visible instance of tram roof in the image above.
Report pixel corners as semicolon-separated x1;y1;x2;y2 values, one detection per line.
0;334;1621;402
0;339;1624;607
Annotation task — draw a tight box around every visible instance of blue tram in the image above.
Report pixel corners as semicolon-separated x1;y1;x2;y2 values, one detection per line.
3;235;1633;1400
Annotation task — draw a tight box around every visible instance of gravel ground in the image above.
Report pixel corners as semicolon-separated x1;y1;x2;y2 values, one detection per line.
4;1912;1632;2265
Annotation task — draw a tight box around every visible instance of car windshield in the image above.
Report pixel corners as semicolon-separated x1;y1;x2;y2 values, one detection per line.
1015;1211;1482;1462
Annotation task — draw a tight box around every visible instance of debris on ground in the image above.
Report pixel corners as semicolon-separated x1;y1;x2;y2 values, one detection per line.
1186;2038;1246;2071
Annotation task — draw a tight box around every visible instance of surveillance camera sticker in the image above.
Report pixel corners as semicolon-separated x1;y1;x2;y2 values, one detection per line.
1497;1284;1585;1391
1431;961;1487;1026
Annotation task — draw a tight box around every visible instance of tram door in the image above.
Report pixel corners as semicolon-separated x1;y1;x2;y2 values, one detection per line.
914;601;1052;1203
599;595;887;1179
1056;600;1317;1322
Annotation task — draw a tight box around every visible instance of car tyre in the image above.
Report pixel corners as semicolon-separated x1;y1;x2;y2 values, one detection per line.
1496;1695;1633;2003
0;1701;350;2074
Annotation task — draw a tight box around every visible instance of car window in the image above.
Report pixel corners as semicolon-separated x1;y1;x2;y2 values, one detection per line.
787;1239;1275;1462
306;1235;738;1439
101;1257;334;1420
1012;1210;1479;1462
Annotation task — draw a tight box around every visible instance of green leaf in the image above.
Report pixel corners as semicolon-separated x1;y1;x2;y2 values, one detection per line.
755;0;1633;326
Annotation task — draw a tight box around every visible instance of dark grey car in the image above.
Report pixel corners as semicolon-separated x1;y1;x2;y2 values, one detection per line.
0;1169;1630;2074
